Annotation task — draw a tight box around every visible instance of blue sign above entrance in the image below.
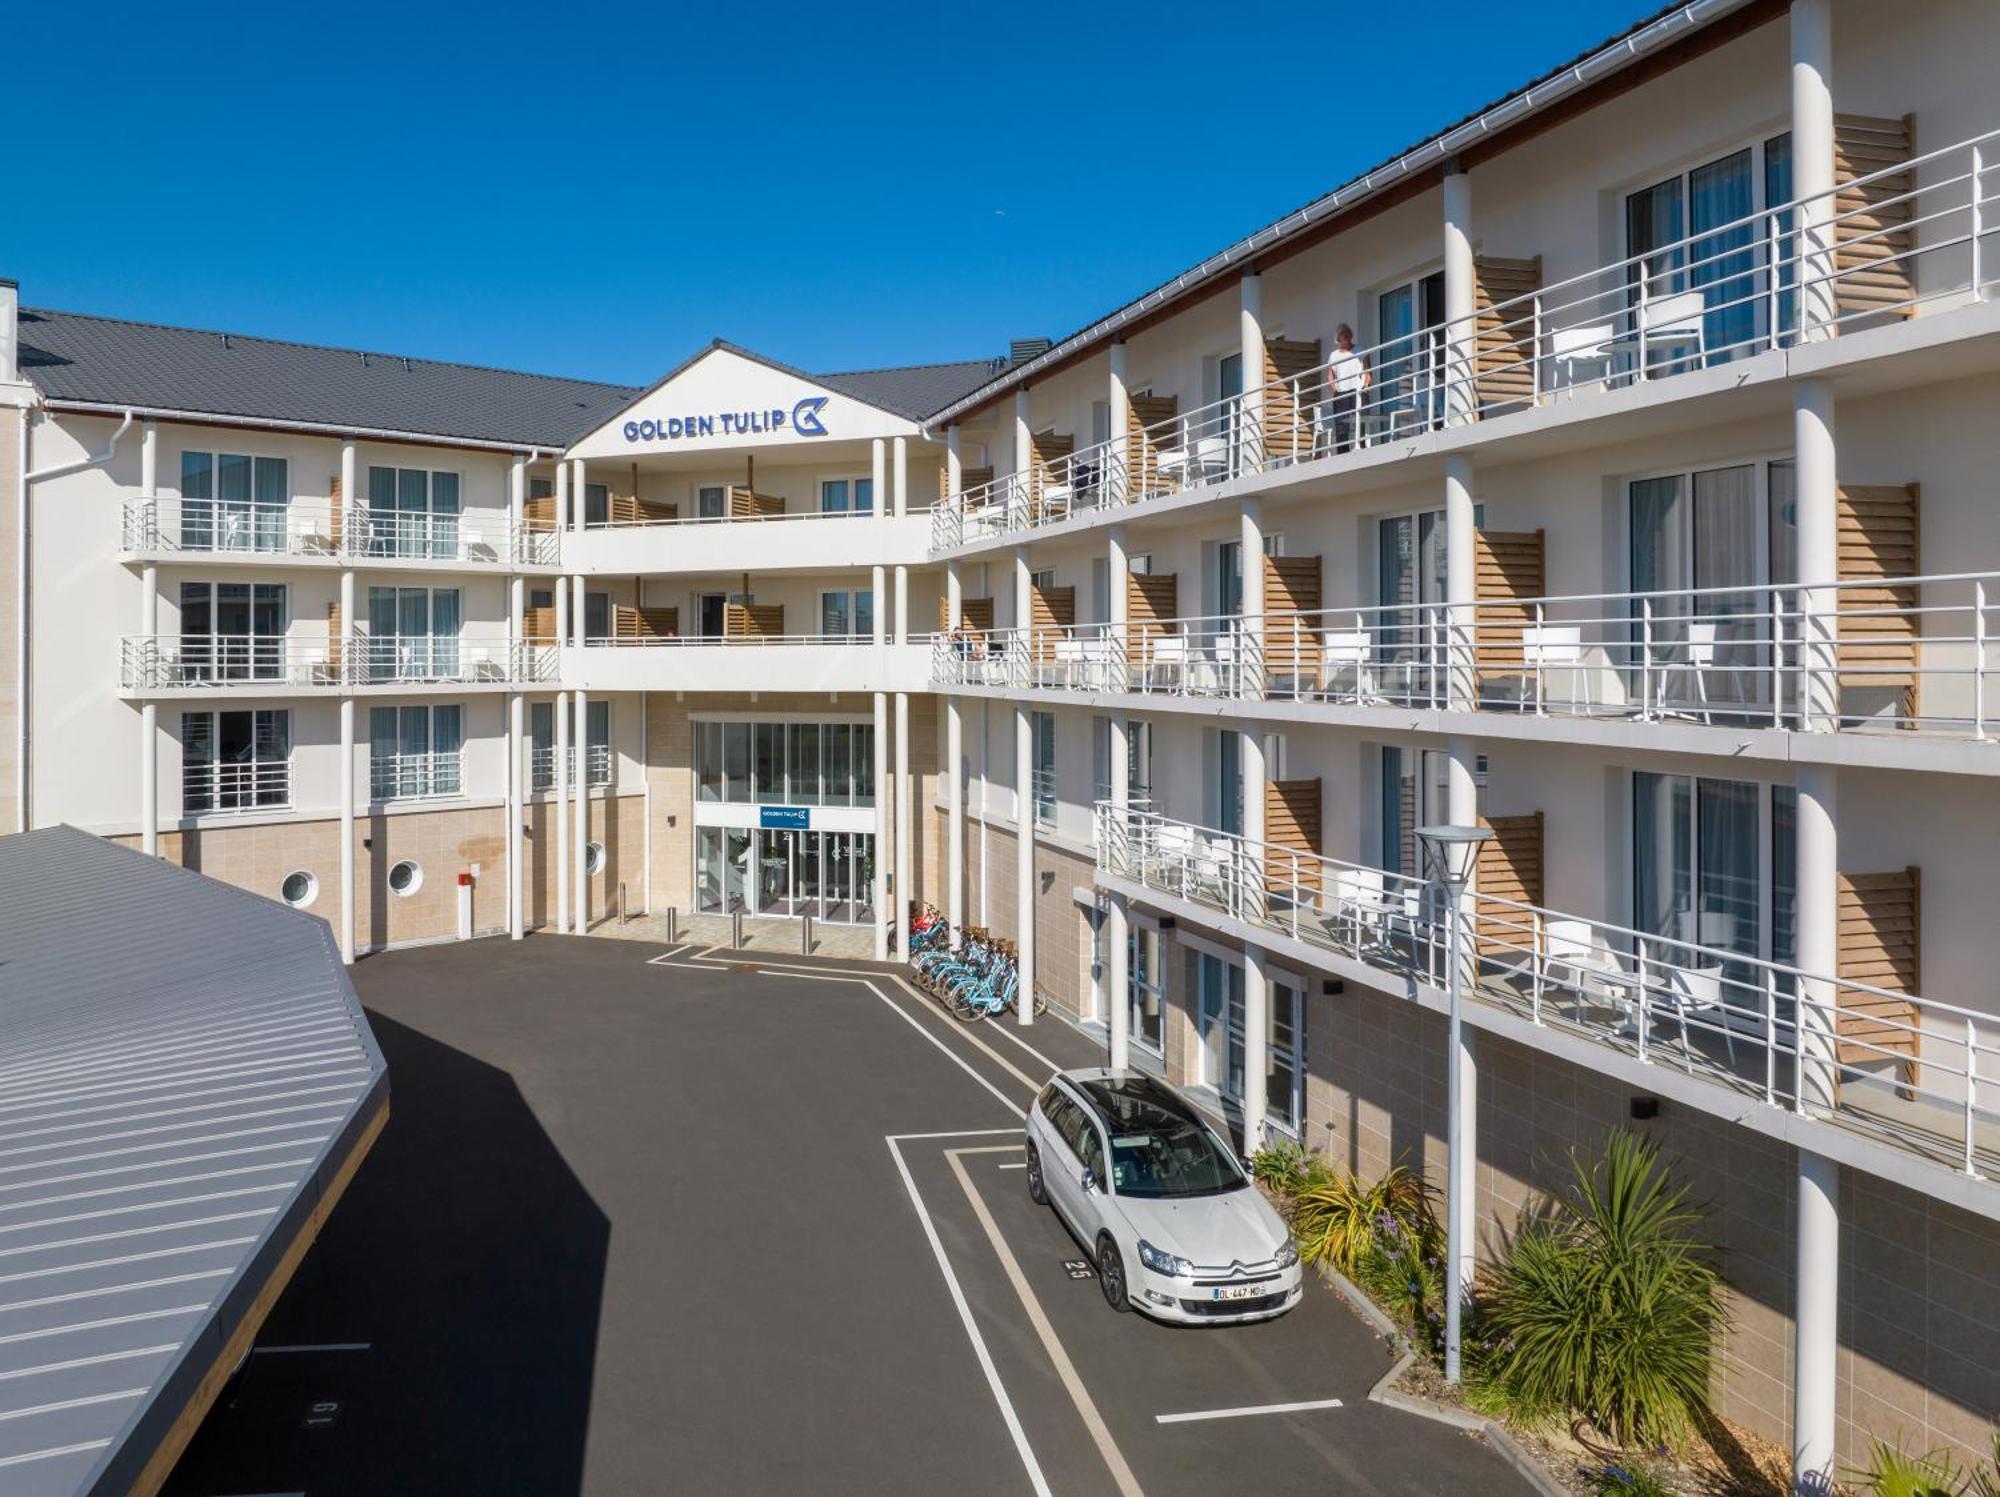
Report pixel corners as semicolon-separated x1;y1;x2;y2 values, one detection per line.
759;806;810;830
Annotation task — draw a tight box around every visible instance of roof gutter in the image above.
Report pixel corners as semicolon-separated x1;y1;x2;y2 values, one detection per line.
927;0;1761;426
43;397;562;455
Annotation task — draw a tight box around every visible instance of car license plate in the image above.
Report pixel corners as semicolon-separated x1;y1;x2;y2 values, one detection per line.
1210;1282;1266;1302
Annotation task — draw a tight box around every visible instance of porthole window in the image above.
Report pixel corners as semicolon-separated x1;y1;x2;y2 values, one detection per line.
585;841;606;876
281;870;318;909
388;859;423;897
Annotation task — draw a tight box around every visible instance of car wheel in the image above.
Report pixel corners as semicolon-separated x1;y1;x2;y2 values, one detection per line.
1025;1144;1048;1206
1096;1234;1129;1313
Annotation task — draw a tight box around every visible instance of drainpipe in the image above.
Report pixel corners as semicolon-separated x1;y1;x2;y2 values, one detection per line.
20;406;134;831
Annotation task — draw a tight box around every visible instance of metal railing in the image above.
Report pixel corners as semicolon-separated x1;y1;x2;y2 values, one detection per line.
935;573;1999;742
585;503;936;529
1031;765;1056;829
120;498;553;565
369;750;464;802
120;633;555;689
182;758;291;815
934;128;1998;554
580;632;886;648
1096;802;2000;1184
530;744;612;791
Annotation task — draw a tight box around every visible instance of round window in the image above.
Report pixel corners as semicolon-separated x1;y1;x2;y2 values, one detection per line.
281;870;318;909
585;841;606;876
388;859;423;897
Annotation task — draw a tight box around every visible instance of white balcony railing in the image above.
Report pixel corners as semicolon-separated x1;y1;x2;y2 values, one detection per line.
935;572;2000;743
1097;802;2000;1185
369;750;464;802
120;498;557;566
182;758;291;815
580;632;888;649
120;634;556;690
1031;766;1056;829
530;744;612;792
934;127;1999;554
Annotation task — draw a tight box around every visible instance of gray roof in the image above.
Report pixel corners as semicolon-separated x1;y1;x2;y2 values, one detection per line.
0;827;387;1496
19;307;641;449
817;358;1007;422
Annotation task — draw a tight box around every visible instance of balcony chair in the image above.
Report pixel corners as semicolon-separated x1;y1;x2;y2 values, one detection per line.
1548;324;1620;395
1326;867;1392;951
1147;822;1195;891
1052;636;1083;687
1656;961;1738;1070
1522;624;1588;715
1079;635;1118;689
294;514;334;555
1319;629;1378;704
1658;620;1743;722
1540;918;1639;1029
1638;289;1709;370
1139;634;1188;692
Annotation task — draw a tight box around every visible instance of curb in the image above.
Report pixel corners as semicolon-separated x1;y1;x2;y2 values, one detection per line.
1316;1265;1570;1497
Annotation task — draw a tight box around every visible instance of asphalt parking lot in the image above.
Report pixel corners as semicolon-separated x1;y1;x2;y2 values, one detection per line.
161;934;1532;1496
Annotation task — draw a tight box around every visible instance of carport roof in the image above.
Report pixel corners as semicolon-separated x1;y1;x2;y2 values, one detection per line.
0;827;388;1496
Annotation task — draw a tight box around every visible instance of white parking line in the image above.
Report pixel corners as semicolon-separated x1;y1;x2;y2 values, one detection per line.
887;1137;1054;1497
996;1162;1026;1170
1154;1397;1345;1425
947;1147;1146;1497
975;1015;1070;1077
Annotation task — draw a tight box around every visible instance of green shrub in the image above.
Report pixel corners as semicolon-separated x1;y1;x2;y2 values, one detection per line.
1482;1130;1723;1450
1590;1463;1677;1497
1250;1137;1312;1191
1853;1430;2000;1497
1291;1164;1435;1277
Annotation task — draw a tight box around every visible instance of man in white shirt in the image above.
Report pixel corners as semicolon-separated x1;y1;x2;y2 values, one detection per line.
1325;323;1371;452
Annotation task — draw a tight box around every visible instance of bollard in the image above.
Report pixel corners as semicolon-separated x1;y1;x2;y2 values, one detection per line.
732;909;744;950
665;906;678;944
617;881;628;925
801;914;814;955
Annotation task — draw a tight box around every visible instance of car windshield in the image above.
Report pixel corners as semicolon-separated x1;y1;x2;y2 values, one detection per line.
1099;1100;1248;1200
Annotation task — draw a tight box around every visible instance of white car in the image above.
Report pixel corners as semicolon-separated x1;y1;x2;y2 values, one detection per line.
1024;1069;1302;1324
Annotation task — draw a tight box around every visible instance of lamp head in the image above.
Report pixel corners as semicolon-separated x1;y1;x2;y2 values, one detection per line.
1416;823;1492;891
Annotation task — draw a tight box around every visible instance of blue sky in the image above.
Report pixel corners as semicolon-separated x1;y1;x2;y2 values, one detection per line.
5;1;1639;386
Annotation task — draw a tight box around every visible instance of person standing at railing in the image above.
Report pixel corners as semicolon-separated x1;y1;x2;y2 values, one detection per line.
1326;324;1371;453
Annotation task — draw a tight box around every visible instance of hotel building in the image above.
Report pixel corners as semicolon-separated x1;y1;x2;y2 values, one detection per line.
3;0;1998;1481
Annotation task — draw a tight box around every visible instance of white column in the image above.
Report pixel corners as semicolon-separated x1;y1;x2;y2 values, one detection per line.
570;458;586;535
140;419;158;493
554;460;570;535
139;560;158;857
896;691;912;960
1108;523;1131;695
892;434;908;519
1242;943;1270;1153
1796;765;1840;1113
574;686;589;934
1442;161;1476;423
1792;0;1837;340
1014;697;1035;1025
873;691;889;960
1107;672;1131;1070
871;565;886;652
945;424;962;498
555;688;570;934
1241;716;1267;918
871;438;886;529
339;567;356;964
1793;1149;1840;1493
508;454;525;554
1013;388;1033;527
339;438;357;529
1445;454;1477;712
894;565;909;648
1240;498;1265;700
1795;380;1839;732
508;691;524;940
1108;341;1130;507
1240;270;1265;473
946;560;965;934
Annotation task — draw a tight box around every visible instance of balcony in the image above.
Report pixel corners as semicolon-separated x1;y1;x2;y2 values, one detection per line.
562;635;934;695
562;504;932;575
182;758;291;815
530;744;612;792
120;497;556;567
935;571;2000;755
120;632;554;693
369;750;465;803
1096;803;1999;1190
933;126;1999;556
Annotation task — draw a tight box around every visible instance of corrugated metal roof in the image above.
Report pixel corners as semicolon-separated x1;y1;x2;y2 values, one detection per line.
0;827;387;1496
18;308;641;450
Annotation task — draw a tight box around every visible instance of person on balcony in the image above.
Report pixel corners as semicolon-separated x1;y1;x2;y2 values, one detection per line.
1326;323;1371;453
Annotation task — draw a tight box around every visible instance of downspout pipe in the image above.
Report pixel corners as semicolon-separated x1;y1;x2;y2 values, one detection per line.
19;407;134;830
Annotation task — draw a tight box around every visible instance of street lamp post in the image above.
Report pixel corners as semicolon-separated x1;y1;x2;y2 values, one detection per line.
1418;822;1492;1387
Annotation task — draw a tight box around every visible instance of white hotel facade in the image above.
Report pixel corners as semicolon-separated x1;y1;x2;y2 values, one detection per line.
3;0;1999;1480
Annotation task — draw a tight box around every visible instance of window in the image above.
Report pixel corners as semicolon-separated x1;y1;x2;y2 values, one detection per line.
819;477;873;515
179;450;287;551
1626;133;1794;366
694;721;871;806
1376;271;1447;426
178;582;288;682
183;709;290;813
585;841;606;875
281;870;317;908
1031;711;1055;829
820;589;874;638
531;701;557;791
388;859;423;896
1632;772;1796;974
697;484;728;520
1197;953;1305;1133
584;591;611;641
1092;718;1152;804
366;587;461;682
584;483;609;527
587;699;612;785
1380;745;1456;878
1214;728;1241;835
371;704;463;801
1128;926;1164;1054
365;466;461;558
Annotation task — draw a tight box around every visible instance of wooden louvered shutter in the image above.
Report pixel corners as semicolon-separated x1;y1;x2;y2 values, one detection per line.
1473;257;1541;410
1477;812;1544;962
614;605;679;640
1474;529;1546;693
940;595;997;633
1263;555;1322;683
1126;395;1179;498
1264;777;1323;897
1833;115;1917;323
1127;573;1178;647
1029;585;1075;661
725;602;784;639
326;600;343;679
329;473;344;550
1260;338;1322;463
1837;867;1921;1088
1836;482;1920;721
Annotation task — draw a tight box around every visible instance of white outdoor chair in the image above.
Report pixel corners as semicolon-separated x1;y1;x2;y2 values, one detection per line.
1320;629;1377;703
1661;619;1720;721
1639;290;1708;368
1052;635;1083;686
1328;867;1391;949
301;646;332;686
1542;918;1637;1024
1549;324;1618;394
1523;624;1587;714
1191;435;1231;483
469;645;497;681
1141;634;1188;692
1659;962;1737;1068
1080;636;1117;690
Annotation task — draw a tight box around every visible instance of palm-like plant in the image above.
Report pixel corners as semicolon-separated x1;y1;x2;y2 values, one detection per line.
1483;1130;1723;1449
1291;1164;1436;1277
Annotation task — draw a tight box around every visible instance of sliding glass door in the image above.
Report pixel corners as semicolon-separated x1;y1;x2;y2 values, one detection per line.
367;586;461;681
1197;953;1306;1134
1632;771;1795;976
1629;463;1772;713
